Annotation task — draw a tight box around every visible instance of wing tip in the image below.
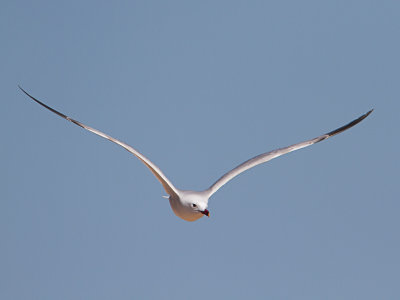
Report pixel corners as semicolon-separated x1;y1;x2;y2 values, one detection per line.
325;109;374;139
18;84;29;96
356;108;374;124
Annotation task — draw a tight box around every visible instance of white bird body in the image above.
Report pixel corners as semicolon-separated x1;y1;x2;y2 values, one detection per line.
19;86;373;222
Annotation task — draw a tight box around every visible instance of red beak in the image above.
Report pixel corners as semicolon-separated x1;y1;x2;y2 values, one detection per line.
201;209;210;217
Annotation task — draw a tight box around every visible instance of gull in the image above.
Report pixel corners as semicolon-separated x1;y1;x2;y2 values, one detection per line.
19;86;373;222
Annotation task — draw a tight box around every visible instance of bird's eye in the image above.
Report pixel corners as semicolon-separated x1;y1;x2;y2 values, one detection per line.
192;204;197;208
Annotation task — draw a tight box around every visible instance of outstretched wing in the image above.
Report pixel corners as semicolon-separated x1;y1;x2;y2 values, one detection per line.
206;110;373;197
19;86;180;198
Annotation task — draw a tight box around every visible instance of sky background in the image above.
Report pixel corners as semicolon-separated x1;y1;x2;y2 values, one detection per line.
1;1;399;299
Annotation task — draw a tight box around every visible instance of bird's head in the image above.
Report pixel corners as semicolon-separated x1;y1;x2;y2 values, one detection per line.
189;202;210;217
168;191;210;222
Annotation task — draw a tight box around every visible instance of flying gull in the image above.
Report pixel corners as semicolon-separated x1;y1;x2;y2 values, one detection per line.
19;86;373;221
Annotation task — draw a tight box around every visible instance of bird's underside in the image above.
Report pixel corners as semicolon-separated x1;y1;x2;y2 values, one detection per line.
19;85;373;221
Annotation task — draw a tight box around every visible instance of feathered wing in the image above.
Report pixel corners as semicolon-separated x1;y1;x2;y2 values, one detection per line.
19;86;180;198
206;110;373;197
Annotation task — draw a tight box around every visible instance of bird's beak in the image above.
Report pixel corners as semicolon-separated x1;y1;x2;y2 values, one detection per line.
201;209;210;217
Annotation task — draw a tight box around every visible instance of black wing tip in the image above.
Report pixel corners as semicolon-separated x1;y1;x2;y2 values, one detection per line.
356;108;374;123
18;85;72;121
18;85;41;104
18;85;29;96
325;109;374;139
18;85;44;105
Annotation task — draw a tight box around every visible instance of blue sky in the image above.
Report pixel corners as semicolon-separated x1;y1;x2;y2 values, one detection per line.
1;1;399;299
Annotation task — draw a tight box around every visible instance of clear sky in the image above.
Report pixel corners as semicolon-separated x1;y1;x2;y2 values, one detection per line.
1;1;399;299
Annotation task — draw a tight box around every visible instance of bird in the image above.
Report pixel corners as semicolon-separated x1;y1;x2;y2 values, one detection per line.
19;86;373;222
